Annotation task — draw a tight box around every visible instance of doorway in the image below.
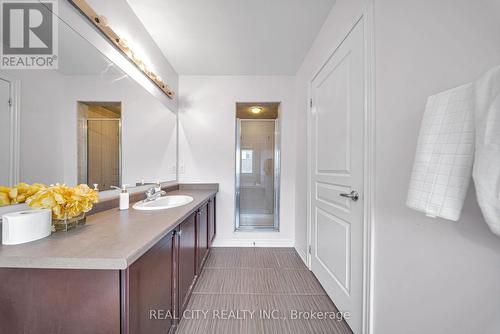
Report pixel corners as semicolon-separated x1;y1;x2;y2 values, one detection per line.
0;78;11;186
0;74;19;187
309;20;365;334
235;103;280;231
77;102;122;191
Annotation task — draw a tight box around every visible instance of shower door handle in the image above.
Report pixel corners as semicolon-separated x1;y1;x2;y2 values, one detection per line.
340;190;359;201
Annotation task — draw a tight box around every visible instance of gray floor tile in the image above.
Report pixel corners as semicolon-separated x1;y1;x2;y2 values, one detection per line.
177;247;353;334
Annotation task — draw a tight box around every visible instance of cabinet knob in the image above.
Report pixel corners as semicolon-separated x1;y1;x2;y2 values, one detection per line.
177;230;183;236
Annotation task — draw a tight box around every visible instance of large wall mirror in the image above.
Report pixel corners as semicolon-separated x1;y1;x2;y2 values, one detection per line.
0;2;177;201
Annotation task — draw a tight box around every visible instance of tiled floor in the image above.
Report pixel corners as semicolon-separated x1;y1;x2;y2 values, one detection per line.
177;247;353;334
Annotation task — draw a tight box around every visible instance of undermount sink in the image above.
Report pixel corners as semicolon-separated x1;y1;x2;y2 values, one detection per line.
133;195;194;211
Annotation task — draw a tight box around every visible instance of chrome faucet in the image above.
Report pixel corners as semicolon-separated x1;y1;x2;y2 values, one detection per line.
144;186;166;202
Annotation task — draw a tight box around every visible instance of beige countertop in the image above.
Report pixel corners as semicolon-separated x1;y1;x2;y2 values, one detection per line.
0;187;217;270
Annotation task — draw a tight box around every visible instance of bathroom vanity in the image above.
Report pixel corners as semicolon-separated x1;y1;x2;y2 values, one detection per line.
0;184;217;334
0;2;215;333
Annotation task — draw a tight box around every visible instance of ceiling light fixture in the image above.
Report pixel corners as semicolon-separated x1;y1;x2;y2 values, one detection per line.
250;106;263;114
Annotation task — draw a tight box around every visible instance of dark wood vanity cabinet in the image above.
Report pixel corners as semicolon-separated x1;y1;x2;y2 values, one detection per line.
123;195;217;333
126;231;174;334
176;212;197;313
0;269;121;334
0;194;216;334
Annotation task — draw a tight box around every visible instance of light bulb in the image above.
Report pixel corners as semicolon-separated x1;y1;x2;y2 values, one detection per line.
250;106;262;114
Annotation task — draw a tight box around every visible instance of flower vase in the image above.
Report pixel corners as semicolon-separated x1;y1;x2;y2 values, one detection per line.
77;214;87;226
52;213;86;232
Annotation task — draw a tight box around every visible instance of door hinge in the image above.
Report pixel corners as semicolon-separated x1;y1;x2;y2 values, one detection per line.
309;98;313;108
308;245;312;254
8;98;12;107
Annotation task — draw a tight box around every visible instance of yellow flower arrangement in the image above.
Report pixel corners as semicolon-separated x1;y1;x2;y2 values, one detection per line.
66;184;99;218
0;183;47;206
26;184;99;220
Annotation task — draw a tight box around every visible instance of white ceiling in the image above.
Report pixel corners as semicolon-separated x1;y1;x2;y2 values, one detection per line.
127;0;336;75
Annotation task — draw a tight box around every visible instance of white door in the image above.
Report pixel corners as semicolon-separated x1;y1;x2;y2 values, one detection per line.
0;78;11;186
310;20;365;334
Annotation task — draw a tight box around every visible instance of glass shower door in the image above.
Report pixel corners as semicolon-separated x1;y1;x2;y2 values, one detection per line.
236;119;278;230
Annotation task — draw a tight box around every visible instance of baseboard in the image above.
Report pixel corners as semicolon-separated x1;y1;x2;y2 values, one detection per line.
295;246;308;266
212;239;294;248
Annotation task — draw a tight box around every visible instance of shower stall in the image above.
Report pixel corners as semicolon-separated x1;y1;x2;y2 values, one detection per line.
235;103;280;231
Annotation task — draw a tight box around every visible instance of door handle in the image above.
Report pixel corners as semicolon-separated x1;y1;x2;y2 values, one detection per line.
340;190;359;201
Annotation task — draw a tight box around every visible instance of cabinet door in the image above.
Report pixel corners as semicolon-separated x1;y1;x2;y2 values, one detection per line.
208;197;216;247
196;204;209;273
0;269;120;334
128;232;174;334
177;213;196;313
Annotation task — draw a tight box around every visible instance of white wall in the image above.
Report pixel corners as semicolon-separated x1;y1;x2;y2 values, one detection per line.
373;1;500;333
295;0;500;333
14;71;66;184
178;76;296;246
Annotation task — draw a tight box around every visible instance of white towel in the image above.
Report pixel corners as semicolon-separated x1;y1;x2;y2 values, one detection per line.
407;83;475;221
473;66;500;236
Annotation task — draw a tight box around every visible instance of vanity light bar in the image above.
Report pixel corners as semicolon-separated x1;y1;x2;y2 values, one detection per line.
69;0;175;99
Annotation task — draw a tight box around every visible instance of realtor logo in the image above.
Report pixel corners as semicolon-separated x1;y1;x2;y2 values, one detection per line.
1;0;58;69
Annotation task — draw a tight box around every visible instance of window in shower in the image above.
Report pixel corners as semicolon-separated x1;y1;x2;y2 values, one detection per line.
235;102;280;231
241;150;254;174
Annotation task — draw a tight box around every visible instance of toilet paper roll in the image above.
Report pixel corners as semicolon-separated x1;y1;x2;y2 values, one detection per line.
2;209;52;245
